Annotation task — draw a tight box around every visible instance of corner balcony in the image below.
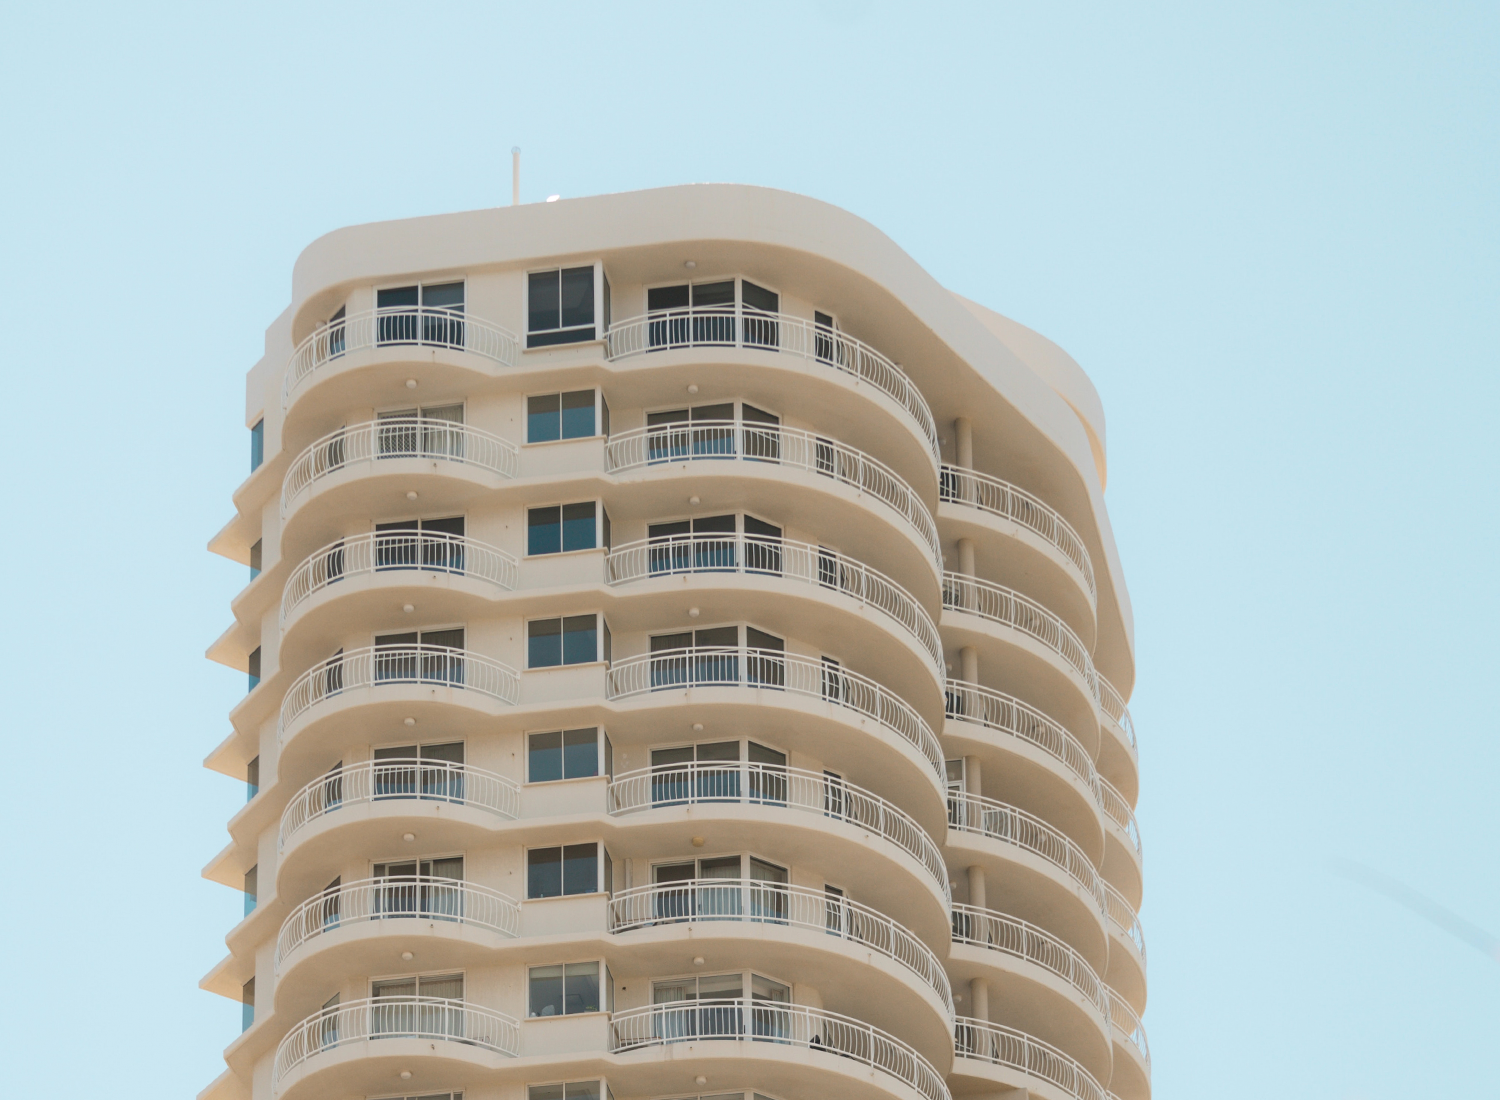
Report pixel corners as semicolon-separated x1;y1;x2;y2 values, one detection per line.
610;999;948;1100
1106;987;1151;1100
1097;675;1140;799
605;533;943;677
1096;777;1144;906
273;996;519;1099
952;1016;1106;1100
605;306;940;467
1103;885;1148;1010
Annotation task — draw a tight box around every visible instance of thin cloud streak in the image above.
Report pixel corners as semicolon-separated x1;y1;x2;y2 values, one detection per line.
1328;858;1500;962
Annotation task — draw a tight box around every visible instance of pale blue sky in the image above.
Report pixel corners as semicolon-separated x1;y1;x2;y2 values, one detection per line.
0;3;1495;1097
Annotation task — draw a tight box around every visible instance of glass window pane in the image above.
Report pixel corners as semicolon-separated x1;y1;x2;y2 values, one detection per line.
378;285;420;308
561;502;596;551
422;281;465;309
529;271;560;332
562;728;599;778
529;1087;565;1100
698;972;745;998
565;1082;602;1100
562;842;598;894
692;281;735;307
695;740;740;762
648;284;689;311
560;266;595;328
529;965;564;1017
560;390;596;439
564;962;600;1013
529;731;563;782
748;742;786;766
529;394;561;442
562;615;597;665
418;973;464;1000
528;506;562;555
528;848;561;898
741;280;779;313
529;619;563;668
751;974;790;1002
694;626;738;648
746;627;784;651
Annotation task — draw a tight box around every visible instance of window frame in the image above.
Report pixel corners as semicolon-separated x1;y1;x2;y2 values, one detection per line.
526;726;611;783
526;499;608;557
524;261;605;349
526;612;609;669
525;841;613;899
526;959;613;1019
524;387;607;444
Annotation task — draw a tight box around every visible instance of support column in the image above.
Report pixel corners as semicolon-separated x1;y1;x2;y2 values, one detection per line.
960;645;978;683
957;537;976;577
968;977;989;1020
955;416;974;469
963;755;982;799
967;864;986;910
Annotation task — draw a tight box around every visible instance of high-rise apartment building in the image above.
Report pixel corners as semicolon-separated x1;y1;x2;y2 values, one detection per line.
202;185;1145;1100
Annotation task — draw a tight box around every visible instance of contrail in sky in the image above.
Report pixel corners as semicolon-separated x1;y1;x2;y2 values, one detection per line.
1328;857;1500;962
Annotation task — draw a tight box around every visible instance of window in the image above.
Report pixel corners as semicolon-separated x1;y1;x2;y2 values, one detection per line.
528;962;602;1016
241;977;255;1032
373;516;466;572
528;266;596;347
645;279;780;349
249;539;262;581
372;741;465;800
373;628;466;685
529;1083;602;1100
528;502;602;555
646;625;784;688
376;281;465;346
370;973;465;1038
243;865;257;916
529;615;602;668
377;403;465;459
645;514;781;574
529;728;607;782
250;419;264;472
246;756;259;802
372;855;464;919
247;647;261;692
528;390;599;442
528;843;609;898
648;740;787;806
643;402;780;462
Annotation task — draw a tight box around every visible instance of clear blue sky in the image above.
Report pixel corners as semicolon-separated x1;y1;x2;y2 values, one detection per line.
0;3;1494;1097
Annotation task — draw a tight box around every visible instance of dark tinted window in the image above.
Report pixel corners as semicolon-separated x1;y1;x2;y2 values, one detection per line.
528;266;595;346
563;842;599;894
648;284;689;311
528;394;561;442
249;420;264;472
528;271;560;331
562;614;597;664
377;285;420;308
528;847;561;898
562;502;596;551
528;507;561;555
529;618;562;667
560;390;595;438
741;280;779;312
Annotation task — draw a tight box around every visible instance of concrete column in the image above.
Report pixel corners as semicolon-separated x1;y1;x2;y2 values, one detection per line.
955;417;974;469
963;755;982;799
960;645;978;683
957;537;977;577
967;864;986;910
968;976;989;1020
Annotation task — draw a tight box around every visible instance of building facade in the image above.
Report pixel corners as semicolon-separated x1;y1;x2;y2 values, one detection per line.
202;184;1145;1100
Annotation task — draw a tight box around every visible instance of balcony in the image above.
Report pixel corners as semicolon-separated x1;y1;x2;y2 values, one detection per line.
283;306;519;408
278;645;520;741
276;876;520;969
281;418;518;520
953;1016;1105;1100
610;878;951;1015
606;647;943;786
1106;985;1151;1093
610;999;948;1100
605;421;941;569
281;531;517;629
605;306;939;464
606;534;942;674
608;762;948;904
273;996;518;1092
951;904;1108;1026
943;573;1096;698
1103;884;1148;1007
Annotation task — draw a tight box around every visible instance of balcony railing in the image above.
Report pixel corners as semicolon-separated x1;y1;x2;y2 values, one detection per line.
609;762;948;902
939;465;1096;608
279;757;520;850
1097;675;1138;758
953;1016;1104;1100
610;879;951;1013
279;645;521;738
942;573;1097;702
1104;883;1147;966
950;904;1107;1022
606;534;942;671
283;306;520;407
604;421;941;567
606;647;943;784
611;999;948;1100
1106;986;1151;1070
605;307;939;463
1096;777;1142;856
273;996;519;1085
281;418;518;517
947;792;1103;913
276;876;520;968
281;531;517;627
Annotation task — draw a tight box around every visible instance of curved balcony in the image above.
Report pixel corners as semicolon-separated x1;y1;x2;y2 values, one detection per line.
281;531;517;629
609;761;948;904
273;996;518;1089
951;904;1107;1025
940;464;1096;611
1104;884;1146;965
1107;986;1151;1079
953;1017;1105;1100
279;757;519;850
1103;884;1147;1012
943;573;1097;700
605;421;941;569
945;679;1096;798
611;999;948;1100
281;418;518;520
283;306;519;408
606;534;942;673
1097;779;1141;858
610;878;951;1015
605;307;939;464
606;647;943;786
276;876;520;969
278;645;520;740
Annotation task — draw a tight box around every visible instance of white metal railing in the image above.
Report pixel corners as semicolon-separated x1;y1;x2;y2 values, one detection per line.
273;995;519;1084
276;876;520;968
1107;986;1151;1070
1096;777;1142;857
944;680;1096;794
605;307;939;463
281;417;518;517
606;534;942;671
1097;675;1138;757
940;465;1096;608
947;792;1103;913
283;306;519;407
604;421;941;567
279;757;520;849
942;573;1097;702
278;645;520;738
950;904;1108;1021
606;647;943;784
953;1016;1104;1100
609;762;948;902
610;879;951;1013
611;999;948;1100
281;531;517;626
1104;883;1147;966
